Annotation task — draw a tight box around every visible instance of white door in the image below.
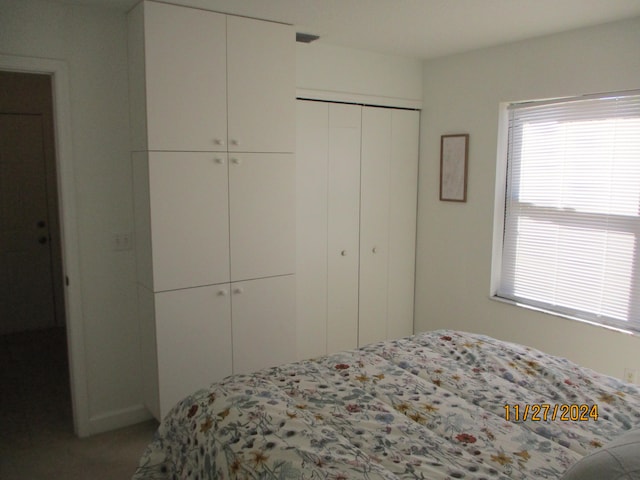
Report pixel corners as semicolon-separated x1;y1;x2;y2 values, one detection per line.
295;101;362;357
228;153;295;281
295;100;329;358
327;104;361;353
148;152;230;291
155;284;232;417
0;113;56;333
144;2;227;151
226;16;295;153
387;109;420;339
358;107;392;346
231;275;296;374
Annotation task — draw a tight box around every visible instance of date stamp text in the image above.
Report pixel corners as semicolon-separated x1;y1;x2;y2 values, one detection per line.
504;403;598;422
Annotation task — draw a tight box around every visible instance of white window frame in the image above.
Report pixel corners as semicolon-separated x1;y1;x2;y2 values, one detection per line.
491;91;640;335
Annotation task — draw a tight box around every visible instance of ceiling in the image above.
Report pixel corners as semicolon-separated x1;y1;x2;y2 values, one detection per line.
61;0;640;59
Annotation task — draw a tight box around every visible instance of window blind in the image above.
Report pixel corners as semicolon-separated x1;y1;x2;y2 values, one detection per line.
498;92;640;333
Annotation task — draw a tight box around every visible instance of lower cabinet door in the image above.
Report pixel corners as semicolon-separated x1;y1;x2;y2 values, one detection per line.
155;284;232;417
231;275;296;375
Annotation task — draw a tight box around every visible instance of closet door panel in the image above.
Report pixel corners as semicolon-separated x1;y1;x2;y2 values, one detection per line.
387;110;420;339
227;16;295;153
149;152;230;291
155;284;232;417
229;153;295;281
327;103;361;353
232;275;296;374
144;2;227;151
295;101;329;359
358;107;391;347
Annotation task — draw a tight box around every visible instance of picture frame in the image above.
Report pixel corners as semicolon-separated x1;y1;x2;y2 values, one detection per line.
439;134;469;202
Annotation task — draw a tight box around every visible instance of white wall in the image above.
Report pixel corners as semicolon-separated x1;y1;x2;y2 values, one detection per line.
0;0;147;434
415;16;640;380
296;42;422;107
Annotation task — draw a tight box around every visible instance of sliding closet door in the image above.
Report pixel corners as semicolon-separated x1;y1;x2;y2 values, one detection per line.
326;104;361;353
359;107;391;346
295;100;361;358
296;100;419;357
296;100;329;358
387;109;420;339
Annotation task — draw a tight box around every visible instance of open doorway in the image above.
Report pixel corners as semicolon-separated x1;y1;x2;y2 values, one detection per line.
0;55;89;437
0;71;66;333
0;71;73;438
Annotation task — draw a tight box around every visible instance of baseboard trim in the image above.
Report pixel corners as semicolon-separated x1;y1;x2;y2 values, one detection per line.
86;404;153;437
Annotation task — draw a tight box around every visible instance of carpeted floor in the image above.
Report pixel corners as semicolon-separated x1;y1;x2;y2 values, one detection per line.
0;327;158;479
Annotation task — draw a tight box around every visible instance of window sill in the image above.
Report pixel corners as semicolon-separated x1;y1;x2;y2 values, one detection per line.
489;295;638;338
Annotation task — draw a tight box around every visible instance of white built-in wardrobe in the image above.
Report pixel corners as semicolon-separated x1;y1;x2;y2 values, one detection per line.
128;1;420;421
296;100;420;359
128;1;296;419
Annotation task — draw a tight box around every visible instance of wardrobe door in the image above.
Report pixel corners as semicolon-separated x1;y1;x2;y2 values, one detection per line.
155;284;232;417
358;107;391;347
228;153;295;281
295;101;329;359
232;275;296;374
227;16;295;153
387;109;420;339
148;152;230;292
144;1;227;151
326;103;361;353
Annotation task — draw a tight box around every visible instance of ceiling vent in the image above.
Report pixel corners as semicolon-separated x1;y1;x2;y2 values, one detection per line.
296;32;320;43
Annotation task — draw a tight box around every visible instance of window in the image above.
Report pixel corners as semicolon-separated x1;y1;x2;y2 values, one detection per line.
494;91;640;334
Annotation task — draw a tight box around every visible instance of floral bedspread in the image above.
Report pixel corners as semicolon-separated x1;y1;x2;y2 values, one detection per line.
133;330;640;479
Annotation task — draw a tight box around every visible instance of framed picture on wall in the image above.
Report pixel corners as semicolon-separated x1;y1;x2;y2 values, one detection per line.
439;134;469;202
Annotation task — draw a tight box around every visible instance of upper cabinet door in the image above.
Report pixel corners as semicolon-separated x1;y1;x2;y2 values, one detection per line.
144;2;227;151
226;16;295;153
149;152;230;291
228;153;295;281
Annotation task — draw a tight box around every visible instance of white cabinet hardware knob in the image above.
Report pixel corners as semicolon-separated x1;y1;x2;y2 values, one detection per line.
341;250;347;256
214;158;224;164
231;158;241;165
233;287;243;295
372;246;378;254
214;138;225;146
217;289;227;297
230;139;240;146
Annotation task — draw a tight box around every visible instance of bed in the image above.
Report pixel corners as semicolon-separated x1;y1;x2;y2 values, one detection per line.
133;330;640;479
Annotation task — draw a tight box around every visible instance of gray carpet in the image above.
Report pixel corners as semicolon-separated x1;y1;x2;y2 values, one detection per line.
0;328;158;479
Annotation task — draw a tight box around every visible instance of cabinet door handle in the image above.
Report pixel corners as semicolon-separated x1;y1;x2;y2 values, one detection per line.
231;158;241;165
233;287;243;295
372;246;378;254
214;138;225;146
341;250;347;256
217;289;227;297
214;157;224;165
230;139;240;146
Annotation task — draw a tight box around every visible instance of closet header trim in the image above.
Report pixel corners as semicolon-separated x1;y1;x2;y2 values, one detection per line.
296;88;422;111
